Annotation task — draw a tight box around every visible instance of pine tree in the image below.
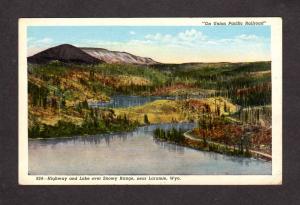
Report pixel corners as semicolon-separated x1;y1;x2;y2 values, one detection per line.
144;114;150;124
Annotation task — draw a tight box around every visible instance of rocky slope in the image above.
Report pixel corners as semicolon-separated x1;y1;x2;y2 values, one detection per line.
27;44;103;64
81;47;158;65
28;44;159;65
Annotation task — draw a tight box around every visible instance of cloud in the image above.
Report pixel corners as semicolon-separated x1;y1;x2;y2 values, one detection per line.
28;37;54;48
203;34;263;46
145;33;171;41
142;29;266;50
142;29;263;49
27;37;55;56
76;29;269;63
34;37;53;45
236;34;259;41
178;29;206;41
27;30;270;63
144;29;206;46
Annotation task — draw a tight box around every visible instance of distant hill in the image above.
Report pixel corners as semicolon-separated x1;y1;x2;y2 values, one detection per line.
151;61;271;72
81;47;159;65
27;44;103;64
27;44;159;65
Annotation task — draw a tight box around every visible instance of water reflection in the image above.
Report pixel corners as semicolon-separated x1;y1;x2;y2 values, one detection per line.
89;95;171;108
153;139;185;154
88;95;203;108
29;122;271;175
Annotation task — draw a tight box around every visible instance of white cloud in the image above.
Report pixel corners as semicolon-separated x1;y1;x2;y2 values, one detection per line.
35;37;53;45
236;34;259;41
27;37;55;56
28;37;54;48
178;29;206;41
144;29;206;46
27;30;269;63
76;30;269;63
145;33;174;43
203;34;263;46
145;33;163;40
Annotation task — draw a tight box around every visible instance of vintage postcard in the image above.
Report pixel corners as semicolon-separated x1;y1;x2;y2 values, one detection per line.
19;18;282;185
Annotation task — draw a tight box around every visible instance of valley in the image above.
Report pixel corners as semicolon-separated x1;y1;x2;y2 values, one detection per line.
27;44;272;160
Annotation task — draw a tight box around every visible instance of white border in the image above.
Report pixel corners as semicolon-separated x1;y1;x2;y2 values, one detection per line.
19;18;282;185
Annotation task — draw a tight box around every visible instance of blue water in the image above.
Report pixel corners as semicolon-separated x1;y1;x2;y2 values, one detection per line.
88;95;178;108
29;122;272;175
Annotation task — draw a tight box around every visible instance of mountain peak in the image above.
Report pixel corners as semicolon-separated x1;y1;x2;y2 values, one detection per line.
28;44;160;65
28;44;103;64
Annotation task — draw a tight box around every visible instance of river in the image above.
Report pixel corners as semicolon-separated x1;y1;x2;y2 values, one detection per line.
29;122;271;175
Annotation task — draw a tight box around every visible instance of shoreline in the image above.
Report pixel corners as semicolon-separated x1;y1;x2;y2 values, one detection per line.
182;130;272;161
29;122;271;162
153;137;271;163
28;121;195;140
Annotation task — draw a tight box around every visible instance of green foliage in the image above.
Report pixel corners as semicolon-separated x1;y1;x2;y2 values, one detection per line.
29;61;68;77
93;64;167;85
28;82;49;108
29;120;78;138
153;128;185;143
207;143;251;157
144;114;150;124
29;61;271;107
29;62;168;97
236;106;271;124
28;108;140;138
155;61;271;106
28;61;271;139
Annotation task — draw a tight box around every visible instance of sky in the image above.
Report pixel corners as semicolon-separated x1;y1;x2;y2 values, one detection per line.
27;26;271;63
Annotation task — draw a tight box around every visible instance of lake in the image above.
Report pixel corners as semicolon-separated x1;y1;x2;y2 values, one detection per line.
88;95;201;108
29;122;271;175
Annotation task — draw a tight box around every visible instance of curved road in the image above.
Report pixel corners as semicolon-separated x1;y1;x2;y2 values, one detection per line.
184;130;272;160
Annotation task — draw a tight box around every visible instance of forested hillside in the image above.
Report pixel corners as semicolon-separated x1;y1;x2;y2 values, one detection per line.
28;60;271;140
